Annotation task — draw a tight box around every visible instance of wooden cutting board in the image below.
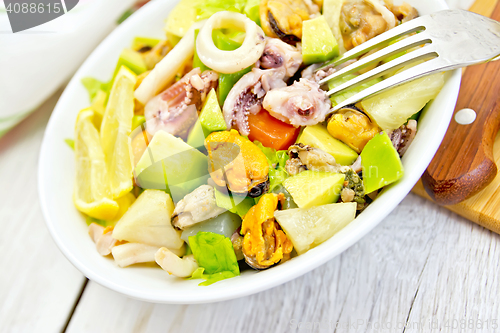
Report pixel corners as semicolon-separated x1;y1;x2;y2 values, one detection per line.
412;0;500;233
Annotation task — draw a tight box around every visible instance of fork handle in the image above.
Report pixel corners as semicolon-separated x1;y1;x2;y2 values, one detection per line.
421;0;500;205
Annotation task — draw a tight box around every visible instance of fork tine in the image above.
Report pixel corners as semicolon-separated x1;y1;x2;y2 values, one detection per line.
317;16;427;71
318;32;432;85
329;58;443;113
325;45;437;97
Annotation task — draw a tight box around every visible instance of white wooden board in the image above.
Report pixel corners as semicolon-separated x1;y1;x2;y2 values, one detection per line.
0;90;86;333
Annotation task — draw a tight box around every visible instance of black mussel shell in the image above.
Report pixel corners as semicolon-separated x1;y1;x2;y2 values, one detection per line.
268;12;301;46
243;252;279;270
248;180;270;198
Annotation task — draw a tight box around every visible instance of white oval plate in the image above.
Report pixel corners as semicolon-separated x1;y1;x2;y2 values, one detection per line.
39;0;460;304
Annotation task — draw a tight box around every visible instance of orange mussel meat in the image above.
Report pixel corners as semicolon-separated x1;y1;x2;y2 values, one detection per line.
205;129;270;197
240;193;293;269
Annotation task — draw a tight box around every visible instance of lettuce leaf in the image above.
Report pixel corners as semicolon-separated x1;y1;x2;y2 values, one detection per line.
189;267;205;280
254;141;290;192
188;232;240;285
201;271;238;286
276;150;289;167
194;0;246;21
243;0;260;25
269;166;288;192
194;0;260;24
254;141;278;166
189;267;238;286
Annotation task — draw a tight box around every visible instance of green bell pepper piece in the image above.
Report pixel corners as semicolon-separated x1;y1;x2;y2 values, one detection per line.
212;30;252;105
193;29;211;72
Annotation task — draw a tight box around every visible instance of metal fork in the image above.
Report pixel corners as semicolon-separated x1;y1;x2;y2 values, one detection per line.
318;10;500;112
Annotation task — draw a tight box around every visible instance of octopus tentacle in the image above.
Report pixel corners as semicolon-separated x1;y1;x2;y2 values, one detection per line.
223;38;302;136
259;38;302;79
223;68;286;136
262;78;331;127
145;68;218;138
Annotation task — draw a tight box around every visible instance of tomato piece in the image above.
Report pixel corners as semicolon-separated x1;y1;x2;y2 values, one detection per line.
247;109;300;150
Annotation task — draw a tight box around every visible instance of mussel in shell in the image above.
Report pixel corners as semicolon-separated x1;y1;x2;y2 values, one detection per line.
327;105;380;153
285;143;350;176
205;130;270;198
240;193;293;269
339;0;397;50
133;40;172;70
260;0;320;44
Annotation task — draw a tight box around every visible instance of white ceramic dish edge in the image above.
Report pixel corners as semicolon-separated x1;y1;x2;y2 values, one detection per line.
38;0;460;304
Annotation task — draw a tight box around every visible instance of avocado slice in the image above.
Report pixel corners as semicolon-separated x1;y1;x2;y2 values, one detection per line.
200;89;227;133
135;131;209;202
214;187;255;218
298;124;358;165
302;16;339;65
187;89;227;148
187;119;207;149
283;170;346;208
111;49;148;81
361;132;404;194
131;36;161;52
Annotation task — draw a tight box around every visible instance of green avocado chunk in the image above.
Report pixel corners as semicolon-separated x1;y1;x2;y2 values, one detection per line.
283;170;345;208
135;131;209;202
360;132;404;194
302;16;339;65
131;36;160;51
187;88;227;148
187;119;207;149
200;89;227;133
112;48;148;81
297;124;358;165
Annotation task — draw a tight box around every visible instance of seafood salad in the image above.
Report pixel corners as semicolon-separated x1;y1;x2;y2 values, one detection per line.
72;0;444;285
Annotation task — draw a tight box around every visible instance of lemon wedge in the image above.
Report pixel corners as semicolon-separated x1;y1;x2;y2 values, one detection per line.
100;66;137;199
74;108;119;220
90;89;107;129
107;192;136;227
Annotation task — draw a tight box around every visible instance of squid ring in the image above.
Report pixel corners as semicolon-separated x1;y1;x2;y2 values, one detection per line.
196;11;266;74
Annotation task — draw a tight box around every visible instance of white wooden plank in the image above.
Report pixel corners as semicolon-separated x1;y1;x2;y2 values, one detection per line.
66;194;500;333
0;90;86;333
405;204;500;332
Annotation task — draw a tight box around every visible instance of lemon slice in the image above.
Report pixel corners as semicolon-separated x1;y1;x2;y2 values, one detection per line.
74;108;119;220
106;192;136;227
90;89;107;129
100;66;137;199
